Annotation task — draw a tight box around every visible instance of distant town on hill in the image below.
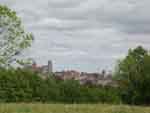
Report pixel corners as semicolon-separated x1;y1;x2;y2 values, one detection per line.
24;60;117;87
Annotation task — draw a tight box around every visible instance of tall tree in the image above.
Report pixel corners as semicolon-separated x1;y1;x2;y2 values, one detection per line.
115;46;150;105
0;5;33;67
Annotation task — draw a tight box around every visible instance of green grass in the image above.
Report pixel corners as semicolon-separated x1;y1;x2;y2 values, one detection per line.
0;104;150;113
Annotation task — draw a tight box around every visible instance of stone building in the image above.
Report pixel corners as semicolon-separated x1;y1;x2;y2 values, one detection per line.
54;70;117;87
55;70;80;80
24;60;53;74
40;60;53;74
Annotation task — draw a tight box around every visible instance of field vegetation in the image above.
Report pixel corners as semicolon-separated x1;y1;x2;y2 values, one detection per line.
0;104;150;113
0;68;120;104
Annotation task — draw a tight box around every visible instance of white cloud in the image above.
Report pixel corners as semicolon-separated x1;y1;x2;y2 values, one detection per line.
1;0;150;72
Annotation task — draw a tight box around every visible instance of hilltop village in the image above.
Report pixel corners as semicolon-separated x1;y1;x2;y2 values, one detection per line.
25;60;117;87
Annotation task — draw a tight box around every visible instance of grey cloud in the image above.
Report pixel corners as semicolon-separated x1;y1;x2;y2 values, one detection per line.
1;0;150;72
46;0;150;34
48;0;85;8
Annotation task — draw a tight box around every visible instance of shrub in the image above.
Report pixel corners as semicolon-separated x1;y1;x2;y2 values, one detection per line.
0;68;121;103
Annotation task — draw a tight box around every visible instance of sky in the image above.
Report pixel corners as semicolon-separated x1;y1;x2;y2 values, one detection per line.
1;0;150;72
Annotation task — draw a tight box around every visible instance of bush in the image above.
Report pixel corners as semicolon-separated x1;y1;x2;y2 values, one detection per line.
0;68;121;103
114;46;150;105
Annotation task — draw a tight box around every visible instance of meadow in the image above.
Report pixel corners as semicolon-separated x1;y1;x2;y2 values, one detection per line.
0;104;150;113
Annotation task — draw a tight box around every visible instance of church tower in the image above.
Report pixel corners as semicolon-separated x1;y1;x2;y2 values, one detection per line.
48;60;53;73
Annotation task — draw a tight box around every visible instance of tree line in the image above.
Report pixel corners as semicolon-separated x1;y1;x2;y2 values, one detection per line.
1;5;150;105
0;68;120;103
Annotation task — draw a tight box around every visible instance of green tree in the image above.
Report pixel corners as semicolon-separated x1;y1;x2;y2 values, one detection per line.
115;46;150;105
59;80;81;103
0;5;33;67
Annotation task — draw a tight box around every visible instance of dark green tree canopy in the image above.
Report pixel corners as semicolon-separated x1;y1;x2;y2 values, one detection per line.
115;46;150;104
0;5;33;67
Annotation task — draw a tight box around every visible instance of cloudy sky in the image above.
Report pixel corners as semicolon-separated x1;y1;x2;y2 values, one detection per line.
1;0;150;72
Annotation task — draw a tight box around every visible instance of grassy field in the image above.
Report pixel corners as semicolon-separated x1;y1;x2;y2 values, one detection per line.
0;104;150;113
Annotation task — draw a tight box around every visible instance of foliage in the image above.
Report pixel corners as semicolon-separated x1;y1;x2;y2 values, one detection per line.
0;104;149;113
114;46;150;105
0;68;120;103
0;5;33;67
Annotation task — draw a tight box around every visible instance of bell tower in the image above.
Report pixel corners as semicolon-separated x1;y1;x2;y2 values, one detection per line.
48;60;53;73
